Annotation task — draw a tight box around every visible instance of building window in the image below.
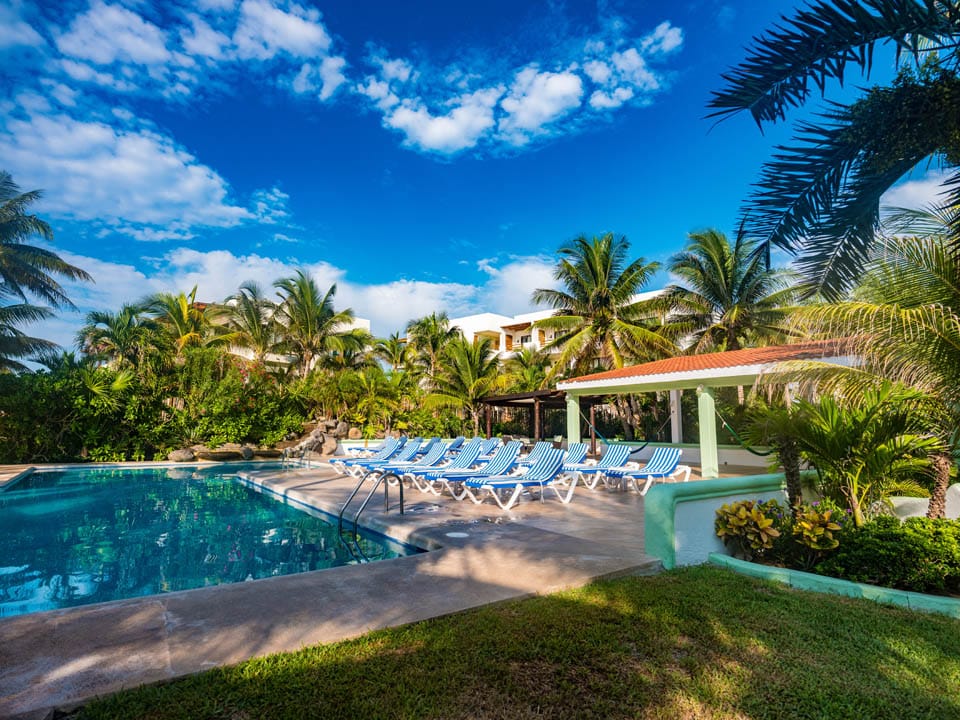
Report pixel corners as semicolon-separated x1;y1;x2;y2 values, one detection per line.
520;334;532;345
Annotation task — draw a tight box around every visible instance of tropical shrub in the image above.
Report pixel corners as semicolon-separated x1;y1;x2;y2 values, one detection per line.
715;499;783;560
816;516;960;596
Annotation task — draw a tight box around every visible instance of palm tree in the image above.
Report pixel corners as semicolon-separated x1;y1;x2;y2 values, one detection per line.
343;365;400;435
406;312;460;378
708;1;960;297
789;209;960;518
0;171;91;307
0;303;57;372
225;281;279;364
424;336;501;435
532;233;675;378
660;228;797;353
145;287;224;357
373;332;410;372
502;346;551;392
77;304;159;369
273;269;362;379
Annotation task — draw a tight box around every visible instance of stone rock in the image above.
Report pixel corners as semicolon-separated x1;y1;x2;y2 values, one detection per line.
348;427;362;440
320;433;338;456
168;448;195;462
253;448;283;459
322;418;338;431
240;446;254;460
196;449;243;461
334;421;350;438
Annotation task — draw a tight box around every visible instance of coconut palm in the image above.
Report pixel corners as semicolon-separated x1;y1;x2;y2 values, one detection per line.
273;269;362;379
225;281;279;365
373;332;410;372
661;228;798;353
0;303;57;372
424;336;501;435
406;312;460;378
0;171;91;307
77;304;159;369
532;233;675;378
502;346;551;392
787;208;960;517
145;287;226;357
709;1;960;297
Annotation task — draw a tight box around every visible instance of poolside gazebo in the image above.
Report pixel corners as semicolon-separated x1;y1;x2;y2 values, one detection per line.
479;390;607;449
556;341;852;479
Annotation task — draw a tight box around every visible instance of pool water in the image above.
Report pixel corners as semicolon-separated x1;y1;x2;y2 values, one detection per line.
0;464;416;618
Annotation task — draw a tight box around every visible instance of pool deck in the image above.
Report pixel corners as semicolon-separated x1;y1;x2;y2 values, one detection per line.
0;459;745;719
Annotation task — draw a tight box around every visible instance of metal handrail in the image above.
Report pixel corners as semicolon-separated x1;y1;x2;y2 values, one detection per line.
336;471;404;561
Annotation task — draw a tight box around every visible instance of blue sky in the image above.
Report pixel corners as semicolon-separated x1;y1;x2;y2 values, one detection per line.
1;0;942;348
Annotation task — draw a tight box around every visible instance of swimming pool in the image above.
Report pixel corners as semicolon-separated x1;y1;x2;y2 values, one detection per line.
0;464;417;618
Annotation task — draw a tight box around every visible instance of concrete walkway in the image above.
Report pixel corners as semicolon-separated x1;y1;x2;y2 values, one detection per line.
0;460;667;719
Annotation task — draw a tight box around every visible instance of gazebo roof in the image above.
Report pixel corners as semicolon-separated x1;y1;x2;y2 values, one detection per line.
557;340;851;394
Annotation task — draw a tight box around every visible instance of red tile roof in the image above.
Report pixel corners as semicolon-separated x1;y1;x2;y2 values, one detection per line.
561;340;844;385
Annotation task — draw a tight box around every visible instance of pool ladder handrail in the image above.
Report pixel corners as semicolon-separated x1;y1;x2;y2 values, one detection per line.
337;470;404;561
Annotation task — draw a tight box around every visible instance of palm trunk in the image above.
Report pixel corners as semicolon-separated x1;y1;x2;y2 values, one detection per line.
927;452;951;519
779;439;803;513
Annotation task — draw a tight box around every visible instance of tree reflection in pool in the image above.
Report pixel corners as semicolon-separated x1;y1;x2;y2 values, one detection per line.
0;464;415;617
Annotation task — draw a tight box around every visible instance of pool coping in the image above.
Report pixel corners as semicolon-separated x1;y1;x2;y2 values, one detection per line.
0;464;660;719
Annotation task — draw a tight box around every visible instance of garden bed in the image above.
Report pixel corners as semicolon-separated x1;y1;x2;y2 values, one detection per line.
709;553;960;618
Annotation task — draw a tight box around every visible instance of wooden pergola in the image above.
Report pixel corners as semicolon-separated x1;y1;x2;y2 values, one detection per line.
479;390;607;451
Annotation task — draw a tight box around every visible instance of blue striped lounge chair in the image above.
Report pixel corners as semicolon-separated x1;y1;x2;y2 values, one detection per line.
477;437;502;459
422;441;523;500
517;441;553;467
404;440;484;492
329;436;403;474
445;436;466;454
462;448;569;510
560;444;634;489
601;447;689;495
563;442;589;466
339;441;421;478
367;442;450;480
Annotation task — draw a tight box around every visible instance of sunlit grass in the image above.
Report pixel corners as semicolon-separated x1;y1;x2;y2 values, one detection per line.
78;566;960;719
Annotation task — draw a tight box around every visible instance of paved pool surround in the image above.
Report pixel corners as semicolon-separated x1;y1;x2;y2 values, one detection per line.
0;461;660;719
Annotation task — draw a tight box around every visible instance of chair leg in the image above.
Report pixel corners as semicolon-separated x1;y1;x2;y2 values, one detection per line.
547;476;579;504
640;476;655;496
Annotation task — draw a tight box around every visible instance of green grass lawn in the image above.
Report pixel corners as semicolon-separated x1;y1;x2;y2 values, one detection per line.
77;566;960;720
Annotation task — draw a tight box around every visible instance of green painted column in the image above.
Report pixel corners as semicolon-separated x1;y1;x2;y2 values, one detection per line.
697;386;719;479
565;393;581;444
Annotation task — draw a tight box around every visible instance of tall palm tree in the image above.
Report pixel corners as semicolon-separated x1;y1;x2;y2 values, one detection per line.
373;332;410;372
708;1;960;297
532;233;675;379
406;312;460;378
790;209;960;517
0;303;56;372
424;336;501;435
661;228;797;353
145;287;224;357
225;281;279;364
273;269;362;379
0;171;91;307
502;346;551;392
77;304;159;369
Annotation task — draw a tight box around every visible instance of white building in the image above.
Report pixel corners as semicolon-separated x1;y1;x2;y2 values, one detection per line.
448;291;661;358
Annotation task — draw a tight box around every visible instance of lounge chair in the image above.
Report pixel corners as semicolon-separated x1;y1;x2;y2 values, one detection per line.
444;436;466;454
422;441;523;499
403;439;485;492
329;436;403;474
462;448;569;510
560;444;633;489
367;442;450;480
563;442;589;466
517;441;553;467
477;437;502;459
337;441;421;478
602;447;690;495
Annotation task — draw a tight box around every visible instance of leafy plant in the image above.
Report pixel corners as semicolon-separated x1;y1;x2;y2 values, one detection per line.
715;499;783;560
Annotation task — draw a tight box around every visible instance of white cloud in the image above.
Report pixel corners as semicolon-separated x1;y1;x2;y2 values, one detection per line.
0;109;251;232
356;77;399;110
641;21;684;56
60;59;138;92
611;48;659;91
290;56;347;100
881;169;953;210
589;86;634;110
28;248;560;350
375;56;414;83
385;87;503;154
180;14;231;60
0;3;45;49
498;67;583;145
233;0;331;60
583;60;612;85
55;1;171;66
251;186;291;224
